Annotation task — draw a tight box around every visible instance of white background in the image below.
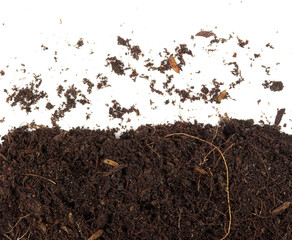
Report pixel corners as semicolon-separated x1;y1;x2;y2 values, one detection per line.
0;0;291;140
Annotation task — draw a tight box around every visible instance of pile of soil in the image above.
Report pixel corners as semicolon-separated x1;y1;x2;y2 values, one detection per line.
0;119;291;239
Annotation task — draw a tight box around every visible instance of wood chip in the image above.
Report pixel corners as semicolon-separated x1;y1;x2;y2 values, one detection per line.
274;108;285;125
195;166;208;175
169;55;180;73
88;229;103;240
68;212;74;224
102;164;127;176
195;31;215;38
218;90;227;102
103;159;119;167
272;202;291;215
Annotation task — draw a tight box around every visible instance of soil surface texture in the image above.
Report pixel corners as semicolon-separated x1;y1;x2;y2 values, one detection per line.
0;119;291;240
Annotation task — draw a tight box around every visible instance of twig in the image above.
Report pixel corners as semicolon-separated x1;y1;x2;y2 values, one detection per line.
18;226;30;239
24;174;56;185
8;213;31;233
202;133;235;166
0;153;8;161
3;234;12;240
165;132;232;240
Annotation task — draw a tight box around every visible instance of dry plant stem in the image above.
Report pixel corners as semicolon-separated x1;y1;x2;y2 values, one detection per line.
24;173;56;185
3;234;12;240
0;153;8;161
8;213;31;233
164;132;232;240
202;133;235;165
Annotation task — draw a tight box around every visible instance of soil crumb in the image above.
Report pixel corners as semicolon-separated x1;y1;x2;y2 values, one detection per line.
5;74;47;112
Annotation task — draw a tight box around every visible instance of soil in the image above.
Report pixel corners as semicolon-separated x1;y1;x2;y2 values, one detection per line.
4;74;48;113
106;56;126;75
109;100;140;119
262;81;284;92
1;119;291;240
76;39;84;49
3;32;284;129
1;31;290;239
51;85;90;126
275;108;286;125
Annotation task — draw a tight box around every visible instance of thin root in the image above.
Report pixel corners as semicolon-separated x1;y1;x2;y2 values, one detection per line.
165;132;232;240
24;173;56;185
8;213;31;233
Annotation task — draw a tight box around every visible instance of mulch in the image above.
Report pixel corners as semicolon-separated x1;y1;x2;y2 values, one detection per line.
1;119;291;239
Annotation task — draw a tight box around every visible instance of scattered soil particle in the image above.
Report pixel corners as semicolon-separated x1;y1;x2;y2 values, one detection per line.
57;85;65;97
195;30;215;38
226;62;245;89
83;78;94;94
266;43;274;49
51;85;90;126
208;35;228;47
109;100;140;119
117;36;130;47
175;88;198;102
0;119;291;239
175;44;193;69
54;51;58;62
262;80;284;92
0;70;5;76
254;53;261;58
45;102;54;110
129;69;138;82
237;37;249;48
270;81;284;92
201;85;209;95
117;36;142;60
41;44;48;51
150;80;164;95
0;117;5;123
106;56;125;75
209;79;224;103
163;75;175;95
130;45;142;60
262;65;271;75
96;74;110;89
5;75;47;112
274;108;286;125
228;62;240;76
145;57;171;74
76;38;84;48
86;112;91;120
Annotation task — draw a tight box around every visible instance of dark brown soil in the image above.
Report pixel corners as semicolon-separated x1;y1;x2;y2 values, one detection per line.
76;38;84;49
262;80;284;92
275;109;286;125
196;31;215;38
1;119;291;240
3;33;283;129
109;100;140;119
237;37;249;48
270;81;284;92
4;74;48;113
51;85;90;126
106;56;126;75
